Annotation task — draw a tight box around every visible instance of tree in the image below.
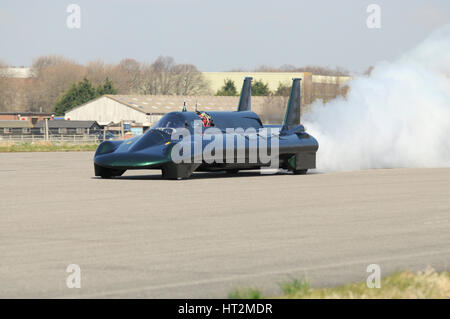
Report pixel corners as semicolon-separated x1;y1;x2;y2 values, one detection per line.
6;54;217;113
273;82;291;96
252;79;271;96
27;55;85;112
0;61;29;112
32;55;73;73
139;57;211;95
113;58;142;93
86;60;113;87
216;79;238;96
0;60;10;111
143;56;176;95
171;64;211;95
96;77;117;95
53;78;97;115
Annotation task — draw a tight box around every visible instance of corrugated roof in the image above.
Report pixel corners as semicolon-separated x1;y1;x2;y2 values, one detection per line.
34;120;99;129
104;95;267;114
0;120;33;128
0;112;53;116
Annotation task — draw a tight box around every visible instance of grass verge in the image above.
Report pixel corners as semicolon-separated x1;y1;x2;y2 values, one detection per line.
0;142;98;152
228;287;263;299
228;268;450;299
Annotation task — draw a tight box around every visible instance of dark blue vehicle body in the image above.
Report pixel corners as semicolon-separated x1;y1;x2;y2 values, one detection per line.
94;78;318;179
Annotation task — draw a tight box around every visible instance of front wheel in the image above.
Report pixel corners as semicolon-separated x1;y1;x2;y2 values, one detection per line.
95;164;126;179
100;169;126;179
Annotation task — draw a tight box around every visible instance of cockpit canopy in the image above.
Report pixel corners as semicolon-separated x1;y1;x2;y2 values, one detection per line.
152;112;186;129
152;111;263;131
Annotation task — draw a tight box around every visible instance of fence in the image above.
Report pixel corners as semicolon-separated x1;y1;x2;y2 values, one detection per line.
0;134;104;144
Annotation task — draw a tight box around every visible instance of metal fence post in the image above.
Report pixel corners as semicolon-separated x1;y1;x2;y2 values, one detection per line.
45;118;48;141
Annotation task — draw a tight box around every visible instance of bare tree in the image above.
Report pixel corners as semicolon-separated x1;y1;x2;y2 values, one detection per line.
0;60;11;111
85;60;115;88
111;58;142;94
150;56;176;95
138;56;210;95
32;55;77;75
26;55;85;112
3;55;213;112
171;64;211;95
137;65;158;95
259;96;289;124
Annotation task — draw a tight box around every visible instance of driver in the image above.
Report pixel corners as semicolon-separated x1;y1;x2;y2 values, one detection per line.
196;110;214;127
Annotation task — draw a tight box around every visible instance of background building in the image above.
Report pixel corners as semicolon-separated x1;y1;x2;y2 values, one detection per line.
64;94;269;127
0;120;33;136
0;112;53;124
0;67;33;78
34;120;101;135
203;72;351;104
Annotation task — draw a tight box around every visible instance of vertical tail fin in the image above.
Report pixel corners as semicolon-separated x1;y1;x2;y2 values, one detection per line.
282;78;301;129
237;77;252;112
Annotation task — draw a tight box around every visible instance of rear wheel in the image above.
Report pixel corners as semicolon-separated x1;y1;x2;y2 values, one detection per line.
292;169;307;175
161;163;199;180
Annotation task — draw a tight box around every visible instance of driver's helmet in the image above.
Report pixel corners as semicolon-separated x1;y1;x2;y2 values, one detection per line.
196;111;213;127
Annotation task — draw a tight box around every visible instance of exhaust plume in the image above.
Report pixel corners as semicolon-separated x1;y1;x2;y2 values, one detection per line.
304;24;450;171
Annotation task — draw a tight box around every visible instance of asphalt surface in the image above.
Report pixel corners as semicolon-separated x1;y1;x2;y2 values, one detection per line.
1;152;449;298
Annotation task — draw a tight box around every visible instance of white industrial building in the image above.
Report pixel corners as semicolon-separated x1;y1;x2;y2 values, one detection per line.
64;95;266;127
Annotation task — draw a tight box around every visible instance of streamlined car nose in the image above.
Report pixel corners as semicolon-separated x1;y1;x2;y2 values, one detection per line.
94;150;169;168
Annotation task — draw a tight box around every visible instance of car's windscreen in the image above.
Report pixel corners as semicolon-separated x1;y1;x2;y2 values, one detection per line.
130;129;171;151
152;113;184;129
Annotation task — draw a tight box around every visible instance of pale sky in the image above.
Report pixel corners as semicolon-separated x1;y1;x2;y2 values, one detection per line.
1;0;449;73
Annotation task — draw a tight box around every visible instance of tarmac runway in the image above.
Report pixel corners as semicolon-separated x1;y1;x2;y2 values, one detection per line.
1;152;449;298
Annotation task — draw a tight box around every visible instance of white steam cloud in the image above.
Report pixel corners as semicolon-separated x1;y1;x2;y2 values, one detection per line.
304;24;450;171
